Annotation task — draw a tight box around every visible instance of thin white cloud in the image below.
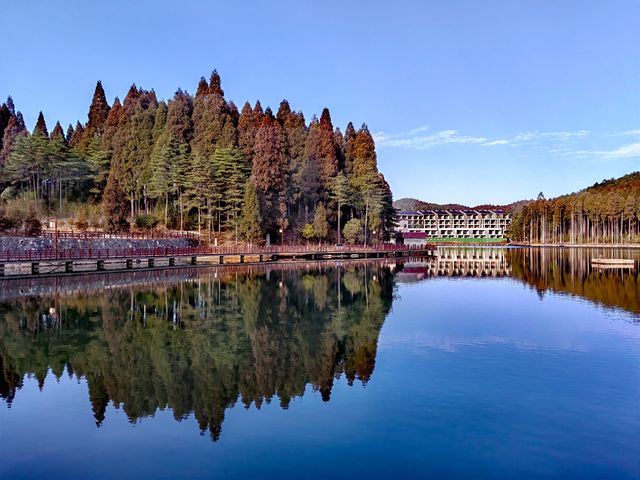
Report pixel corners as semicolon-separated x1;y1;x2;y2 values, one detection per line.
618;129;640;137
408;125;431;134
374;126;591;149
375;129;487;149
548;141;640;161
375;125;640;161
602;142;640;159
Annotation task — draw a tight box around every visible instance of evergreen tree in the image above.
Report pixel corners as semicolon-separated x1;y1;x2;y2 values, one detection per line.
147;130;173;226
34;111;48;137
343;218;363;245
102;158;130;232
5;96;15;115
313;203;329;243
0;71;393;242
252;116;288;230
334;128;345;171
330;171;351;244
86;80;111;135
195;77;209;98
350;124;377;190
69;121;85;147
280;105;307;220
209;69;224;97
343;122;357;176
239;179;262;243
0;100;11;154
317;108;338;184
0;112;27;167
50;121;66;142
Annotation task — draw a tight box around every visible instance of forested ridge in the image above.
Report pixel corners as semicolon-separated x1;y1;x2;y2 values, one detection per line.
0;71;395;244
393;197;527;212
508;172;640;244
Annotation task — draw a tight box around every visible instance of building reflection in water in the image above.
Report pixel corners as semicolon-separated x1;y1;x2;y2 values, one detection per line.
0;248;637;440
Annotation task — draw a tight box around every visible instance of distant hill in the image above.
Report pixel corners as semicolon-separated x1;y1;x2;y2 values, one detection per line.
394;197;527;212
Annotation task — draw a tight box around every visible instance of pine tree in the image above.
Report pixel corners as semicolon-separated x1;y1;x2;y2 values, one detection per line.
34;111;48;137
86;80;111;135
252;116;288;229
334;128;345;171
69;121;85;147
195;77;209;98
50;121;66;142
222;147;250;242
317;108;338;185
343;122;357;176
313;203;329;243
330;171;351;244
192;79;230;157
239;179;262;243
147;130;173;226
66;124;75;143
5;96;15;115
0;101;11;154
280;106;307;219
102;158;130;232
237;102;255;158
0;112;27;167
209;70;224;98
302;109;338;200
276;99;292;125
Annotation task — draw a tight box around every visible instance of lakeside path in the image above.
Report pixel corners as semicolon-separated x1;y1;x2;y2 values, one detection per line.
510;243;640;249
0;244;437;280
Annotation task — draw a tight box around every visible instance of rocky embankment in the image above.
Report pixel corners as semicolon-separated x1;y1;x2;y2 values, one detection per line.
0;236;197;253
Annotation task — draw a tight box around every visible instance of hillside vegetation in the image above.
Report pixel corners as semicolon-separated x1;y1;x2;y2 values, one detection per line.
508;172;640;244
394;197;525;212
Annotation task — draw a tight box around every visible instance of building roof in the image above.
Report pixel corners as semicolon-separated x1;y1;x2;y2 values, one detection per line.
401;232;428;238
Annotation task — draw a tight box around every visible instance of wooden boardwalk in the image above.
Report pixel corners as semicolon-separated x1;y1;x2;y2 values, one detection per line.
0;244;437;279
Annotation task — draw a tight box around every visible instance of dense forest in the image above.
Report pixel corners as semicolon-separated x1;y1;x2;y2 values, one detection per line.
0;71;395;244
0;262;394;440
508;172;640;244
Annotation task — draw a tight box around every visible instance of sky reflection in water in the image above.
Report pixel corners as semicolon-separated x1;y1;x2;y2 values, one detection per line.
0;248;638;479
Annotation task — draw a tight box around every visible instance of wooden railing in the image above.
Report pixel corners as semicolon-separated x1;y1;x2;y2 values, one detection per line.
0;244;434;262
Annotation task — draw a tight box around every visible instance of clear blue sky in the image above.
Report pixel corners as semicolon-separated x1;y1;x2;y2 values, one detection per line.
2;0;638;205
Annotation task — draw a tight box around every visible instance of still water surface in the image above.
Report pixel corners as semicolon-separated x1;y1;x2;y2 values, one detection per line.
0;247;638;479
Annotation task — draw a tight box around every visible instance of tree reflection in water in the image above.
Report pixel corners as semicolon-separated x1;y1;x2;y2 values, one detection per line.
1;248;637;441
0;262;395;441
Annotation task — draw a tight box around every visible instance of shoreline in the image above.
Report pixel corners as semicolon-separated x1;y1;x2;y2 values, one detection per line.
509;243;640;249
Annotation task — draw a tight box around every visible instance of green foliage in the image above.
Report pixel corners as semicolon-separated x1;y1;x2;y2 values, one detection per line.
301;223;316;241
135;214;160;230
510;171;640;244
102;160;130;233
313;203;329;240
0;202;11;231
23;207;42;236
239;180;262;243
0;73;392;241
74;206;89;232
343;218;363;245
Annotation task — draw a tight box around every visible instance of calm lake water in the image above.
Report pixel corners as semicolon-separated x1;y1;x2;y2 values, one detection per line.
0;247;638;479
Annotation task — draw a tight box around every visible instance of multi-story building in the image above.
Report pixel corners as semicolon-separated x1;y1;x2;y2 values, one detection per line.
397;209;511;239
